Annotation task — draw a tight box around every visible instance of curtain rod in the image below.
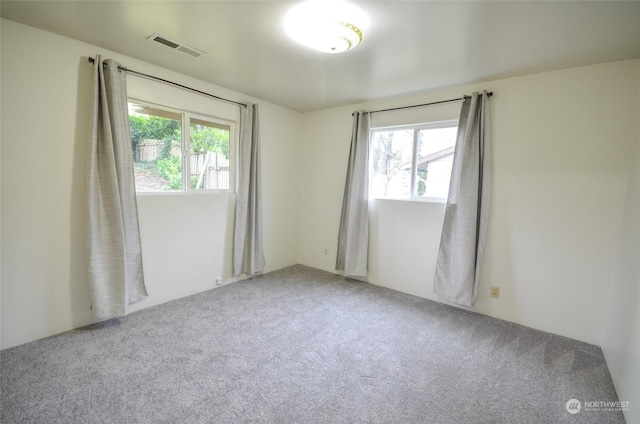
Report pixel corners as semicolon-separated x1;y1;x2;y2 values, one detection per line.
357;92;493;115
88;57;248;108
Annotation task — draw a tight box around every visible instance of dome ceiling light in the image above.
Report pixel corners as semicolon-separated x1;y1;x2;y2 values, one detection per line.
285;1;368;54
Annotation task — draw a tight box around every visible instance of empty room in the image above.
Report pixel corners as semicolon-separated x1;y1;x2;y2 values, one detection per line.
1;1;639;423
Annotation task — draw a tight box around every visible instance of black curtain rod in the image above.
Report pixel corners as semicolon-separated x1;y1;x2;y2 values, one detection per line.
88;57;248;108
358;92;493;115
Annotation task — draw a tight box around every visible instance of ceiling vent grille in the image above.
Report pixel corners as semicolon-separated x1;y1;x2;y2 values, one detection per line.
147;33;206;58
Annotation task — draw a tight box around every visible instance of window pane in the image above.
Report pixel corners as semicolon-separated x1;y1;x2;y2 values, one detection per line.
371;129;414;199
416;127;457;199
128;102;182;191
190;119;231;190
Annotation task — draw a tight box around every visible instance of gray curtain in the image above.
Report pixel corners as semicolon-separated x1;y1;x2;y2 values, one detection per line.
434;91;491;306
233;103;265;276
86;55;147;319
336;111;371;276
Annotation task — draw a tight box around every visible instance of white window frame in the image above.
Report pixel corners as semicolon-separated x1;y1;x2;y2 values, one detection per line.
369;119;458;203
129;98;236;195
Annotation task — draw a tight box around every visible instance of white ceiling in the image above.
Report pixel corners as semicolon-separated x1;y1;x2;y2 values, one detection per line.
2;1;640;112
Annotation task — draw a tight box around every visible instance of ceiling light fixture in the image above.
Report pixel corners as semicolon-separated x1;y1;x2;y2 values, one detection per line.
285;0;367;54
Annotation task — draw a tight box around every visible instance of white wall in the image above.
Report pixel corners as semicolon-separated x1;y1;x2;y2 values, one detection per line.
299;59;640;345
601;66;640;424
0;19;301;349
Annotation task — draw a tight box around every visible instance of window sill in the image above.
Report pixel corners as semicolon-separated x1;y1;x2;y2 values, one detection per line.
136;190;234;196
370;196;447;204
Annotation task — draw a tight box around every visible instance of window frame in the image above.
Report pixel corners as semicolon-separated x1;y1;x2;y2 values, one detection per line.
128;98;236;195
369;119;458;203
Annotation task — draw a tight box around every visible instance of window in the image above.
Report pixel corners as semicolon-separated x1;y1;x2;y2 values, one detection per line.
128;100;233;192
370;121;458;201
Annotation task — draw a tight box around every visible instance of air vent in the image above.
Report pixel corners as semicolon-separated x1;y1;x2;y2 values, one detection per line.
176;45;203;58
147;33;206;59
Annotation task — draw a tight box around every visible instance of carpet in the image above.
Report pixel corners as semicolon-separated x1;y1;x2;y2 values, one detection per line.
1;265;625;423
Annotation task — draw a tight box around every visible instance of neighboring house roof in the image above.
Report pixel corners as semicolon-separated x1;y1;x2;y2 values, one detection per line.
400;146;455;171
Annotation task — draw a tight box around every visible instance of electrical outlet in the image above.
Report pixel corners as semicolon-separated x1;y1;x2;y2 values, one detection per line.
490;286;500;299
323;247;328;255
216;278;222;286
